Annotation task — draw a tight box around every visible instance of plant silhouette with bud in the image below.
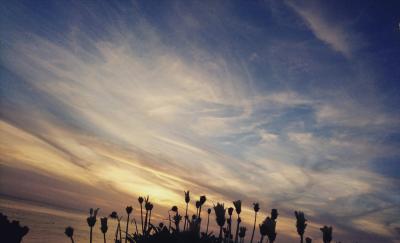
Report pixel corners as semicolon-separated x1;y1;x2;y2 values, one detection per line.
138;196;144;234
110;211;122;243
183;191;190;231
206;208;211;235
100;217;108;243
233;200;242;243
250;202;259;243
125;206;133;243
295;211;307;243
87;208;99;243
214;203;226;242
64;226;75;243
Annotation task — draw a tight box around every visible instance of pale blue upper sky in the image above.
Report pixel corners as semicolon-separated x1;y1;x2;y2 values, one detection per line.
1;1;400;242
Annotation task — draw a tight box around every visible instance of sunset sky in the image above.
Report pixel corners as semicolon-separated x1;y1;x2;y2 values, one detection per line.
1;0;400;242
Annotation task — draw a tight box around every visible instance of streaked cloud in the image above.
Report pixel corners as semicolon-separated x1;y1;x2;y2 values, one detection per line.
1;1;399;242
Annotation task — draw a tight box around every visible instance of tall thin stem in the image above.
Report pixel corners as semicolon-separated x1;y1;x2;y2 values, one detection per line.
219;226;223;243
134;218;139;235
184;203;188;231
168;212;172;232
228;215;232;242
118;220;122;242
206;213;210;235
234;216;240;243
148;210;152;229
89;227;93;243
140;205;144;235
125;214;130;243
250;212;257;243
300;234;304;243
144;210;149;235
103;233;106;243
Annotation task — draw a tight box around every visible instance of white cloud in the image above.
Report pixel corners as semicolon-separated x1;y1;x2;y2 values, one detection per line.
285;1;353;57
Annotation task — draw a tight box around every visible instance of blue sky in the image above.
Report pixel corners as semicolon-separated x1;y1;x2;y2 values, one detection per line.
1;0;400;242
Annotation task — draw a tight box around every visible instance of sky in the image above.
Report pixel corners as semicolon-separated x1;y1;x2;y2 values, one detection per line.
1;0;400;242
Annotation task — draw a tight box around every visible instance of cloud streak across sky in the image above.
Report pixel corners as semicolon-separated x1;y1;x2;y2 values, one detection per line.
1;1;400;242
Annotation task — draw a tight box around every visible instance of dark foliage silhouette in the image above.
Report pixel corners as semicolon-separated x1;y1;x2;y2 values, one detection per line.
0;212;29;243
320;225;333;243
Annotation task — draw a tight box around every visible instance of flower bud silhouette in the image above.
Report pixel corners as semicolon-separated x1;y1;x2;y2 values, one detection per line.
100;217;108;243
124;206;133;243
64;226;75;243
250;202;260;243
214;202;226;242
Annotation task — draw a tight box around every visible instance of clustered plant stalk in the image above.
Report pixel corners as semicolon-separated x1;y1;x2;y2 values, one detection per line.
63;192;340;243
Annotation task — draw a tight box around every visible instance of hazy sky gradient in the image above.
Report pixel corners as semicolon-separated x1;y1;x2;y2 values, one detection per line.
1;1;400;242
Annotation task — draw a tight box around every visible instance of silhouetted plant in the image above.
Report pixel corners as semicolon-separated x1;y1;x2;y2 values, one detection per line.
64;226;75;243
305;237;312;243
138;196;144;234
87;208;99;243
143;196;151;234
199;195;207;218
227;207;234;243
147;203;154;232
214;203;226;242
169;206;178;233
238;226;246;243
271;209;278;221
173;213;182;232
233;200;242;243
184;191;190;231
250;202;260;243
206;208;211;235
320;226;332;243
196;201;201;217
259;217;276;243
100;217;108;243
295;211;307;243
198;195;207;230
125;206;133;243
110;211;122;243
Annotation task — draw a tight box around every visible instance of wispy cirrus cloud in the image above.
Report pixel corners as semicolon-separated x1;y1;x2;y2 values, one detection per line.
1;1;400;242
285;1;356;58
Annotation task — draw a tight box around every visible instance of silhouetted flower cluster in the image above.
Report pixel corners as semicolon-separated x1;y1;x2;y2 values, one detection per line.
57;191;342;243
